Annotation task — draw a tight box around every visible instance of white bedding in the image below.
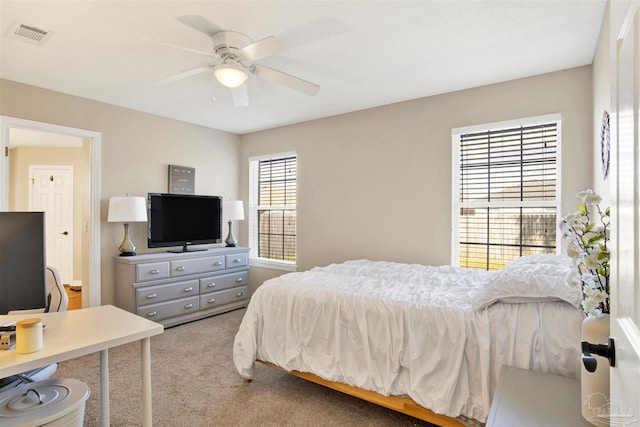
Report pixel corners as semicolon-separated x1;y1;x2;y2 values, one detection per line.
233;259;583;423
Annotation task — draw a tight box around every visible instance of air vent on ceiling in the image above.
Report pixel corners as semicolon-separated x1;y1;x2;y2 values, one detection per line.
6;22;52;46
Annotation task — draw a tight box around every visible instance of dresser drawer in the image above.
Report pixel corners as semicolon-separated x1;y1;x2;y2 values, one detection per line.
225;253;248;268
137;296;200;321
199;271;248;293
200;286;248;309
170;255;225;277
136;279;198;305
136;261;170;282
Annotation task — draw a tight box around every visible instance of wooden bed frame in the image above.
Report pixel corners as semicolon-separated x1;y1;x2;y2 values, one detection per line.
257;360;466;427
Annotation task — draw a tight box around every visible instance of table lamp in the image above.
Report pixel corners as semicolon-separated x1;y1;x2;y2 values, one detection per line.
108;195;147;256
223;200;244;247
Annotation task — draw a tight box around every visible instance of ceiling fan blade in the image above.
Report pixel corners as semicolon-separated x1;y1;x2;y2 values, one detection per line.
238;36;287;62
154;65;214;85
231;85;249;107
252;65;319;96
176;15;223;37
140;37;215;58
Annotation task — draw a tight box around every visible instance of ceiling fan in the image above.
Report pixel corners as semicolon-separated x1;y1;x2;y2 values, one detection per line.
147;15;320;107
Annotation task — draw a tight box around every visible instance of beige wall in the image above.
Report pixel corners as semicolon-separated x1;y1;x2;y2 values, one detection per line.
591;1;611;206
1;79;241;305
8;145;88;282
240;66;594;280
1;65;595;302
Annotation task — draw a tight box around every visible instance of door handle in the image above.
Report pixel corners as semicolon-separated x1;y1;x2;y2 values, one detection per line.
581;337;616;372
59;231;69;235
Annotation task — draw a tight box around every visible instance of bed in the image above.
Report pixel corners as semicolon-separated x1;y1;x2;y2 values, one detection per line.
233;255;584;426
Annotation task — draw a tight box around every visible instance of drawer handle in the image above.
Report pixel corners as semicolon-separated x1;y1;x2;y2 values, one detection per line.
184;303;193;309
146;311;157;317
235;277;243;283
149;269;160;275
184;287;193;292
207;282;216;288
208;298;216;304
233;258;242;263
146;293;157;299
236;291;244;297
214;261;223;266
175;266;186;272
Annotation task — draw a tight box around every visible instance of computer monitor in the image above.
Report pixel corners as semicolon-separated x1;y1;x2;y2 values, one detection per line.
0;211;47;314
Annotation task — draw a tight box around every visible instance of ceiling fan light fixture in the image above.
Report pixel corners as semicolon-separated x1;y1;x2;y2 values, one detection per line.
214;63;248;88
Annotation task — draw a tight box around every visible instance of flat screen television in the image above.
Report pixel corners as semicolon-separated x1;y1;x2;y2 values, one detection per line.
0;211;47;314
147;193;222;252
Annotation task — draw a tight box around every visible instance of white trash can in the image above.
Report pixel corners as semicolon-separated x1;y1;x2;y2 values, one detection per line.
0;378;90;427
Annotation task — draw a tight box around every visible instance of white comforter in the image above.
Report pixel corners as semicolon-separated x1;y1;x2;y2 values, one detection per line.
233;259;583;422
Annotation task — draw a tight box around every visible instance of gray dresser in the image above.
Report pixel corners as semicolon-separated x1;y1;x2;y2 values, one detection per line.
114;247;250;327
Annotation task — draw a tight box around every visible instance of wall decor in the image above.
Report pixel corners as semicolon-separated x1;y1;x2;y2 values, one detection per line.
168;165;195;194
600;110;610;179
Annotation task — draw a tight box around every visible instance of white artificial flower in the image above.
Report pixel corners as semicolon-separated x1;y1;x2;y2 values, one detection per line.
577;189;602;206
559;189;610;317
591;290;607;305
564;212;577;224
584;249;603;269
583;285;594;296
582;277;597;295
566;240;582;259
582;298;598;316
565;270;582;288
572;224;586;235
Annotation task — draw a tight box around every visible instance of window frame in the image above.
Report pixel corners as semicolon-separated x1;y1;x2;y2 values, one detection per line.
248;152;297;271
450;113;562;269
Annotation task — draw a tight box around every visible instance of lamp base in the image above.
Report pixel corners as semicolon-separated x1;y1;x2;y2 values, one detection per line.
225;219;237;247
118;223;137;256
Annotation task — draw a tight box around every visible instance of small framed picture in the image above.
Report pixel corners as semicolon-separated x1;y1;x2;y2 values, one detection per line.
168;165;195;194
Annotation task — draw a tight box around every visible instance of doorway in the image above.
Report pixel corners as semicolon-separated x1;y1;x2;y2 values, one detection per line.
29;165;75;285
0;116;101;308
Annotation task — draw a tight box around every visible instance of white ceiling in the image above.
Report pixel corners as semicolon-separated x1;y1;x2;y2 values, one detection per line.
0;1;606;135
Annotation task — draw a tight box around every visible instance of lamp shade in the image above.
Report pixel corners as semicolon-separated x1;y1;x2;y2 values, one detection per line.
223;200;245;221
108;196;147;223
214;64;248;88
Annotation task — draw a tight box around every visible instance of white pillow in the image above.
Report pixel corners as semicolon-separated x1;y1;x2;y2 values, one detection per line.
504;254;573;270
473;262;580;310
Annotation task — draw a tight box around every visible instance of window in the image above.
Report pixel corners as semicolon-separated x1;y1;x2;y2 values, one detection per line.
451;115;561;270
249;153;297;270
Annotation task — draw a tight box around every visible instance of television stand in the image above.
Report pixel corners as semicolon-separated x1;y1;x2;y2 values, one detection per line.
113;247;249;327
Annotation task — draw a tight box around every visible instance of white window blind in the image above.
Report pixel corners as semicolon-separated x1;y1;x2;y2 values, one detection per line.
452;116;560;270
248;153;297;268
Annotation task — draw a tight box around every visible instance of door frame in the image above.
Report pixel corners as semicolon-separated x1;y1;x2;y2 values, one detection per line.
0;116;101;307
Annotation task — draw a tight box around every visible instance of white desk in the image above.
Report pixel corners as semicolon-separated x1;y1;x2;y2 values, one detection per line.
0;305;163;426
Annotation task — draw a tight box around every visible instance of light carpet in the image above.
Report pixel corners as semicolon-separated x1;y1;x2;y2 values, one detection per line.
54;308;436;426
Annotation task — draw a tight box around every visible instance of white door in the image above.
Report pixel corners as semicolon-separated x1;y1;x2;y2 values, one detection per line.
610;1;640;424
29;165;74;285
